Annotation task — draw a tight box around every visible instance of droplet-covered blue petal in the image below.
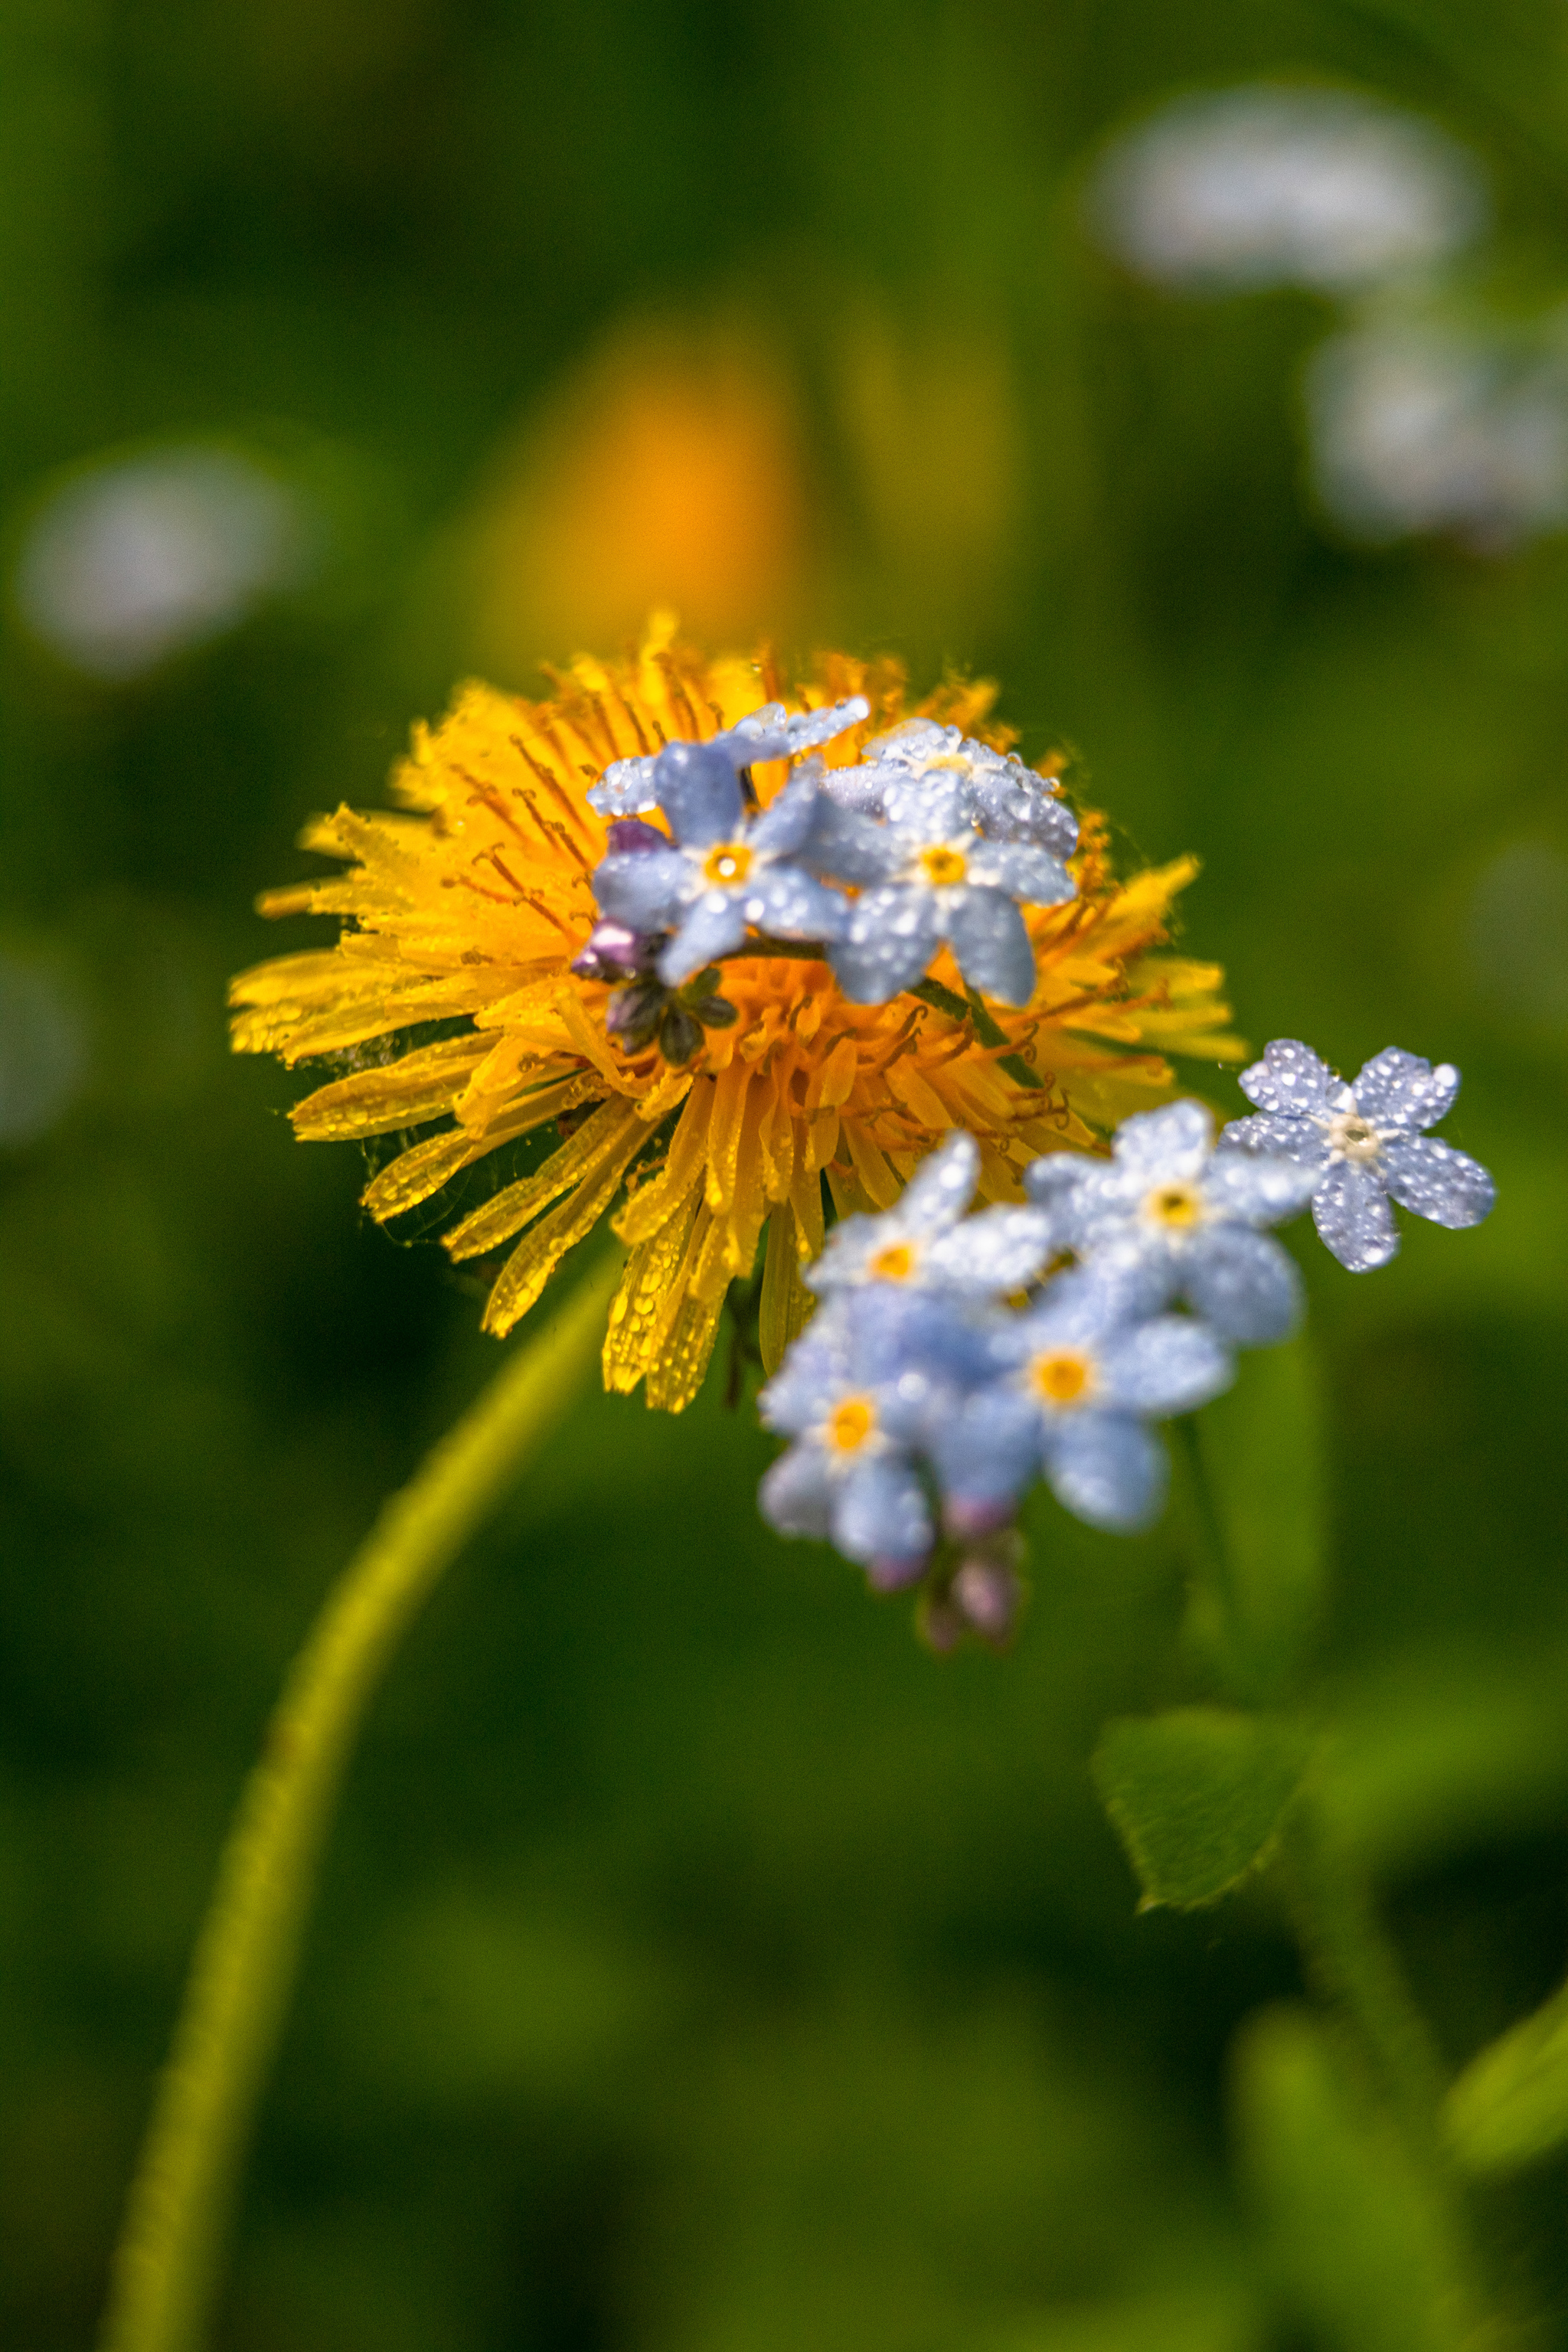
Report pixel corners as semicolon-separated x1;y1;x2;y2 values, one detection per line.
897;1129;980;1232
654;740;743;847
658;893;750;984
945;887;1035;1005
1222;1109;1327;1165
1351;1047;1461;1133
748;770;821;858
1098;1315;1234;1416
1182;1225;1304;1343
828;886;939;1002
592;847;689;929
727;694;869;762
804;799;903;887
587;753;661;818
738;864;850;946
1312;1159;1398;1271
1204;1148;1321;1227
1382;1135;1494;1229
834;1453;933;1567
1111;1099;1214;1180
759;1445;835;1540
1044;1413;1167;1534
1239;1039;1338;1118
925;1206;1053;1295
929;1386;1040;1514
969;839;1076;909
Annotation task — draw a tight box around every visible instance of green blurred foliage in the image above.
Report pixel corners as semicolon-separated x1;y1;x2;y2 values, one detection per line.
2;1;1567;2347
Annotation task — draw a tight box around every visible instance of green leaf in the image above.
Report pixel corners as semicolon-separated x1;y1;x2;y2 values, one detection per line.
1181;1340;1327;1706
1233;2005;1481;2352
1443;1970;1568;2176
1092;1708;1311;1909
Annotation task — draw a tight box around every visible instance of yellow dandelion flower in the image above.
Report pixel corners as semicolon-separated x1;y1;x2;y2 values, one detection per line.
230;616;1243;1410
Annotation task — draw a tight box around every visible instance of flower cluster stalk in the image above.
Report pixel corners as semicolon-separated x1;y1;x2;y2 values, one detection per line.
98;1255;620;2352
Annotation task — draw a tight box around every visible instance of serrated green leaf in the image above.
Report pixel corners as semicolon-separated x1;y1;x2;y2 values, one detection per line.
1093;1708;1312;1909
1443;1969;1568;2176
1233;2005;1481;2352
1181;1340;1327;1706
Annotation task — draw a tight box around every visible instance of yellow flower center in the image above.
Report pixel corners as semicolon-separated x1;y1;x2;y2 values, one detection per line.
920;844;969;887
868;1240;917;1282
1146;1181;1202;1230
1031;1349;1094;1406
825;1396;877;1453
1328;1112;1382;1165
703;841;753;887
925;753;973;773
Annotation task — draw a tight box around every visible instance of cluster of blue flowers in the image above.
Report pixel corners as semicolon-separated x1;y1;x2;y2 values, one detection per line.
571;701;1079;1057
758;1054;1494;1648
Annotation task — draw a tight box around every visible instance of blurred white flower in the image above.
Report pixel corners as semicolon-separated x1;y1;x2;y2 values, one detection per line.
1089;85;1486;294
0;953;88;1147
13;445;313;681
1306;319;1568;547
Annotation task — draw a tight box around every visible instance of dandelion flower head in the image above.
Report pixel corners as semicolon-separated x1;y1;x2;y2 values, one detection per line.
230;616;1241;1410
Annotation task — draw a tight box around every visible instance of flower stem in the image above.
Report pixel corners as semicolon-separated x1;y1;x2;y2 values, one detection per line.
1276;1805;1447;2149
97;1253;622;2352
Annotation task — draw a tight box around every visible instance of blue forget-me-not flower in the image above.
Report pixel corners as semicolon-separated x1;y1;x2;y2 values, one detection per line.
1024;1099;1318;1344
1222;1039;1495;1271
808;767;1076;1007
929;1269;1235;1534
806;1132;1052;1303
587;696;870;819
826;717;1081;859
590;753;851;988
758;1284;992;1586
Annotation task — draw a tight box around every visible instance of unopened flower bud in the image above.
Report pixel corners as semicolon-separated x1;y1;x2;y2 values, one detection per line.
605;978;666;1050
943;1494;1016;1543
658;1004;704;1064
951;1558;1022;1646
605;818;669;855
691;994;739;1029
866;1552;930;1594
571;920;656;981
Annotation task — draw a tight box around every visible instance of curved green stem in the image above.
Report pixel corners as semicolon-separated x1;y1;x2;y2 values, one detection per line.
98;1254;622;2352
1278;1806;1447;2150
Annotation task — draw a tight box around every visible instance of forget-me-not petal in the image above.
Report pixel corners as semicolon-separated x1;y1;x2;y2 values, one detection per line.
828;887;941;1003
1181;1223;1303;1345
1238;1038;1340;1118
1046;1413;1167;1534
590;847;690;930
1312;1158;1400;1271
1382;1135;1495;1228
945;887;1036;1006
657;893;752;985
1351;1047;1462;1132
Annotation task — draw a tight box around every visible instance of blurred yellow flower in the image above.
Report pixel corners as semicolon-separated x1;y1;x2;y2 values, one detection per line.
230;618;1241;1410
471;322;807;675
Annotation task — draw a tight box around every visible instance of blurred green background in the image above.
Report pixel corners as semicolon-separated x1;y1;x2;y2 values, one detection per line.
3;2;1568;2347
